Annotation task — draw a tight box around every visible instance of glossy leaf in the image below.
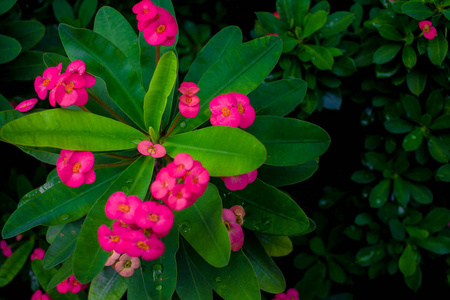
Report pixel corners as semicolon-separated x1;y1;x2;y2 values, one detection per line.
2;167;123;239
351;169;377;184
128;268;151;300
401;2;434;20
245;116;330;166
79;0;98;27
356;244;386;267
257;160;318;187
93;6;141;85
59;24;147;130
0;34;21;64
402;127;423;152
327;257;346;284
249;79;307;117
303;10;328;38
331;55;357;76
0;109;147;151
427;31;448;66
88;267;129;300
256;11;288;35
0;239;34;287
46;256;73;291
243;233;286;293
142;226;178;300
402;95;421;123
217;178;310;236
0;0;16;15
303;44;334;70
405;180;433;205
436;164;450;182
399;244;417;276
183;26;242;84
428;135;450;163
393;176;410;207
174;184;230;268
407;69;427;97
72;156;155;283
318;11;355;38
376;24;403;41
418;207;450;234
144;51;177;132
168;36;282;135
416;236;450;255
402;45;417;69
163;126;267;177
1;20;45;52
369;179;391;208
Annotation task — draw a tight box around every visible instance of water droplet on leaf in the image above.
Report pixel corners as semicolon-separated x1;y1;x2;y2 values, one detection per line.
155;285;163;292
152;264;163;281
215;277;222;283
180;122;186;128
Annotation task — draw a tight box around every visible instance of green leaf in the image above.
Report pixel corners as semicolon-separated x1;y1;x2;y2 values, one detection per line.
418;207;450;234
369;179;391;208
53;0;75;23
93;6;141;85
402;127;423;151
79;0;97;27
351;169;377;184
356;244;386;267
365;151;386;171
0;0;16;15
46;256;73;291
327;257;346;284
257;160;318;187
383;118;414;134
399;244;417;276
88;267;129;300
394;176;410;207
183;26;242;84
144;51;177;133
402;45;417;69
1;20;45;52
401;2;434;20
407;69;427;97
1;50;46;81
174;184;230;268
256;11;288;35
43;218;83;269
2;167;123;239
73;156;155;283
416;236;450;254
303;44;334;70
0;109;147;151
405;265;422;292
176;239;212;300
245;116;330;166
428;135;450;163
184;240;260;300
59;24;147;130
310;237;326;255
257;234;293;257
405;180;433;204
142;226;178;300
243;233;286;293
430;114;450;130
303;10;328;38
169;36;282;135
373;44;402;64
318;11;355;38
0;239;34;287
0;34;21;64
128;268;151;300
376;24;404;41
276;0;310;28
163;126;266;177
427;31;448;65
402;95;422;123
217;178;310;236
436;164;450;181
331;55;357;76
249;79;307;117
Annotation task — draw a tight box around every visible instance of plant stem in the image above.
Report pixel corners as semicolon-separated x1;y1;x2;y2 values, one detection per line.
156;45;161;66
87;90;131;126
164;114;181;138
93;159;134;169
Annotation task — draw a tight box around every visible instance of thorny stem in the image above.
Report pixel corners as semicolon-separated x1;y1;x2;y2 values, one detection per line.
87;90;131;126
163;114;181;138
156;45;161;66
79;106;91;113
93;159;135;169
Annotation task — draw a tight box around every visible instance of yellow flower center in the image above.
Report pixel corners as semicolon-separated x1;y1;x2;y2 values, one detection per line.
157;24;166;34
138;241;149;250
237;103;244;114
110;235;120;242
118;204;130;213
148;213;159;222
423;24;430;33
43;79;50;86
72;162;81;173
221;107;231;117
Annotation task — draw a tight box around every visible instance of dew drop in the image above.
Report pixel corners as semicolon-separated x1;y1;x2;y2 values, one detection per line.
152;264;164;281
179;121;187;128
155;285;163;292
177;221;191;233
411;135;417;140
59;214;70;221
215;277;222;283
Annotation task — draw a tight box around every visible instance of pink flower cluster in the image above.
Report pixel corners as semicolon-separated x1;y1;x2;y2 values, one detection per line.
209;92;255;128
150;153;210;210
105;250;140;277
15;60;95;112
178;82;200;118
56;275;88;294
221;169;257;191
138;140;166;158
419;20;437;40
56;149;96;188
222;205;245;251
0;240;12;257
98;191;173;260
133;0;178;46
30;248;45;261
31;290;52;300
273;288;299;300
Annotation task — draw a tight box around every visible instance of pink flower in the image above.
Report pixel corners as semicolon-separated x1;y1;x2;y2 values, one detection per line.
31;289;52;300
30;248;45;261
150;168;177;199
166;152;194;178
178;82;200;118
164;183;191;211
105;250;120;266
114;253;140;277
221;169;257;191
123;230;165;260
132;0;157;21
56;150;96;188
209;94;240;127
134;201;174;237
419;20;437;40
222;208;244;251
273;11;280;19
137;140;166;158
273;288;299;300
15;98;38;112
178;82;200;96
230;205;245;226
179;101;200;118
141;7;178;46
105;191;142;224
265;33;279;37
97;224;128;253
184;161;210;194
34;64;61;100
229;92;255;128
56;279;69;294
54;73;88;107
1;240;12;257
67;275;83;293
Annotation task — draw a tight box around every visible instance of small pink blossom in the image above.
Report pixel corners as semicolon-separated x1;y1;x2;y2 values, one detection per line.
166;152;194;178
1;240;12;257
56;279;70;294
97;223;128;253
222;208;244;251
179;101;200;118
265;33;279;37
15;98;38;112
105;250;120;266
67;275;83;293
230;92;255;128
164;183;191;211
221;169;257;191
132;0;158;21
150;168;177;199
209;94;240;127
54;73;87;107
34;64;61;100
134;201;174;237
178;82;200;96
30;248;45;261
114;253;140;277
122;230;165;260
137;140;166;158
184;162;210;194
419;20;437;40
230;205;245;225
142;7;178;46
273;11;280;19
273;288;299;300
56;150;96;188
31;289;52;300
105;191;142;224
